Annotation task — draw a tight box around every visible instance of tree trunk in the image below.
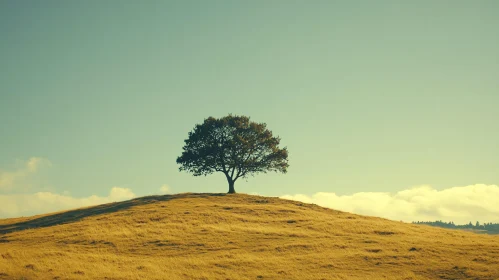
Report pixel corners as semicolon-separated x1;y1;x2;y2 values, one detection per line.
227;179;236;194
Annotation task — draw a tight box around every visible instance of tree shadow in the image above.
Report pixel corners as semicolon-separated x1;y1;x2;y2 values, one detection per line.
0;193;226;235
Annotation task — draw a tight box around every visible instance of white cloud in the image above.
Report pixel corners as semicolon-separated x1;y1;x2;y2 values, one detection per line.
26;157;51;172
0;157;51;191
109;187;136;200
159;184;171;194
281;184;499;224
0;187;136;218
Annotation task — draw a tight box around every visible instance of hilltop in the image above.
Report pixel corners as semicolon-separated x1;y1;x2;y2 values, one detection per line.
0;193;498;280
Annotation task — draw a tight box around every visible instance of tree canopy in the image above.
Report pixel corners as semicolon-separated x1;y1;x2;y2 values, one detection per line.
176;115;288;193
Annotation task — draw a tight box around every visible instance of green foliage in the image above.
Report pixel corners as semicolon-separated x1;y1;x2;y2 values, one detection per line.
176;115;289;193
413;220;499;234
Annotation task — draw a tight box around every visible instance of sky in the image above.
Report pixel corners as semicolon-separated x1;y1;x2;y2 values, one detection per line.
1;1;498;223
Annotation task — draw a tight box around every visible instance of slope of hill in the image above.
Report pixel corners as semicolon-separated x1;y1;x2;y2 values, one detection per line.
0;193;498;280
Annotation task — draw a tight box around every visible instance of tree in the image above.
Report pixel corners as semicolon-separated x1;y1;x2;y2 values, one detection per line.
176;115;289;193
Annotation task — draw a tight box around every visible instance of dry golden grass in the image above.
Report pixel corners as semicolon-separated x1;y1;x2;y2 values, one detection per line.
0;193;498;280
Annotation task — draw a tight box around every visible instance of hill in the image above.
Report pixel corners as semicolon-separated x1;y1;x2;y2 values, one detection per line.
0;193;498;280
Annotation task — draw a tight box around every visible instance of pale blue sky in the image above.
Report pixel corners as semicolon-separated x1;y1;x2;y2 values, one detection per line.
1;1;498;210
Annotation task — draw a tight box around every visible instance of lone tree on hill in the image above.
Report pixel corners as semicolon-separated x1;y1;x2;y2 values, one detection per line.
176;115;289;193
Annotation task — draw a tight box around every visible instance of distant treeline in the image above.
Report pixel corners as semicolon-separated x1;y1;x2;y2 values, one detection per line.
413;220;499;234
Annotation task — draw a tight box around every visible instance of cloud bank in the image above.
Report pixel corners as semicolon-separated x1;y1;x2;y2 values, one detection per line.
2;159;496;225
0;187;136;218
0;158;139;218
0;157;51;191
281;184;499;224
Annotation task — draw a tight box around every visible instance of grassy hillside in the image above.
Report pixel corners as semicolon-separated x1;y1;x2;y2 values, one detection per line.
0;193;498;280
